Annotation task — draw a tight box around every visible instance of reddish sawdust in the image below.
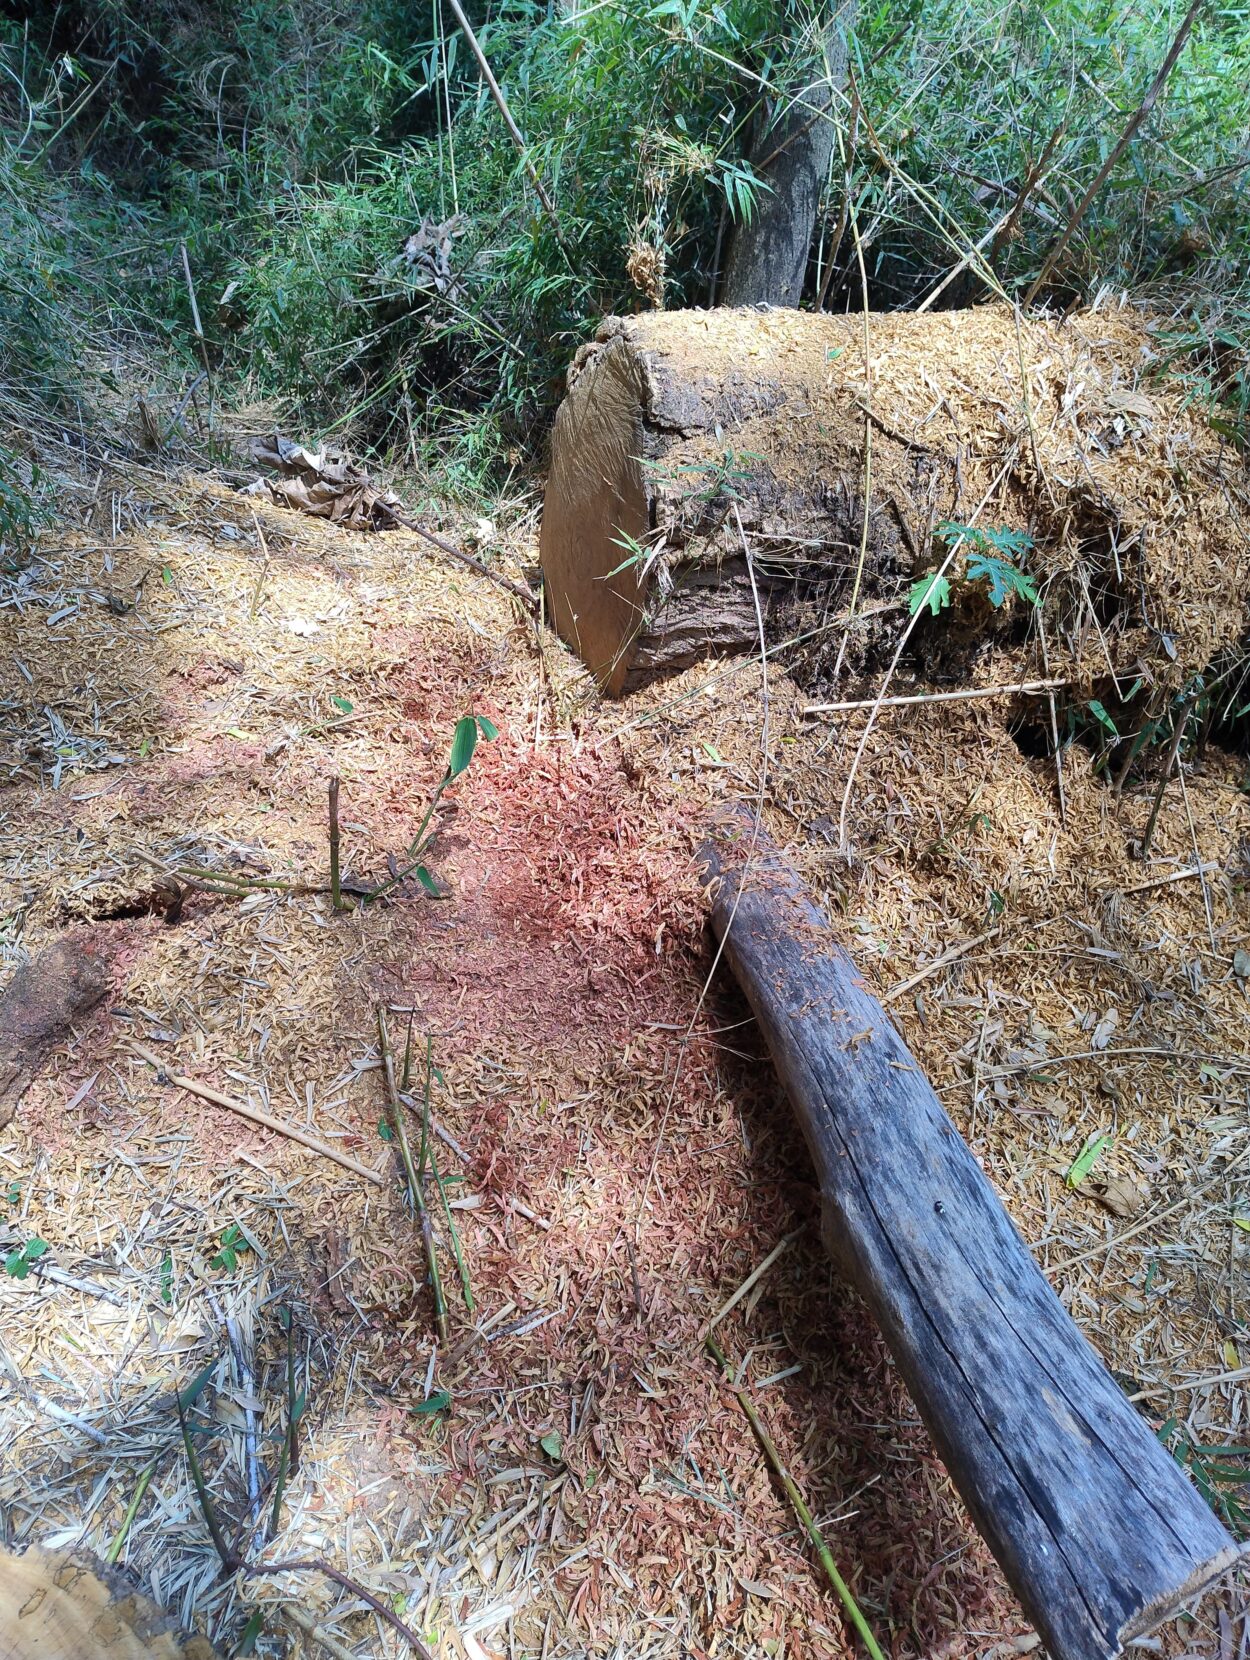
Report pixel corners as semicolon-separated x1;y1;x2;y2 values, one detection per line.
0;470;1241;1659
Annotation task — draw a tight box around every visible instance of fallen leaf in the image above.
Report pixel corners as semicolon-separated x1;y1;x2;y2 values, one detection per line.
1077;1171;1145;1218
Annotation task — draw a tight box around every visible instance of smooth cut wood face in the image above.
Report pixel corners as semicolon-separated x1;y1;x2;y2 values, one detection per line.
539;339;650;695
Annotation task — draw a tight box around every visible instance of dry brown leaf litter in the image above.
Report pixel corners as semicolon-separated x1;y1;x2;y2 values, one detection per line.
0;443;1246;1660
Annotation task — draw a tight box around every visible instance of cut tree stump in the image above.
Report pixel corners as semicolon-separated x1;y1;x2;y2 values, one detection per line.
699;808;1245;1660
0;1544;219;1659
538;305;1250;697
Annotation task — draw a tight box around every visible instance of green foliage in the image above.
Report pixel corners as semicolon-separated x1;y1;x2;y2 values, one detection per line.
911;522;1038;617
909;571;952;618
3;1237;48;1279
364;710;498;900
209;1223;253;1273
3;0;1248;490
412;1388;451;1415
1159;1419;1250;1537
1066;1131;1112;1188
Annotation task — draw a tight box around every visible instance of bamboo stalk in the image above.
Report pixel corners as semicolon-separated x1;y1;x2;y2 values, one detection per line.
128;1043;383;1184
444;0;564;241
1141;692;1199;856
328;777;346;911
377;1009;448;1343
706;1334;886;1660
105;1459;157;1564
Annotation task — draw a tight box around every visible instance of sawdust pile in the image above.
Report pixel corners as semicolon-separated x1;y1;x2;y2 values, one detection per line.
1;339;1248;1659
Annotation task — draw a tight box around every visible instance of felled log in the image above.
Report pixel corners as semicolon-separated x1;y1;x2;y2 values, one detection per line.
539;305;1249;696
0;932;112;1128
699;808;1244;1660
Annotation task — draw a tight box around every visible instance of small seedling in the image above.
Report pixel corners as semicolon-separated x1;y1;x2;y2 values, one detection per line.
3;1237;48;1279
209;1224;252;1273
364;711;498;902
911;524;1038;617
412;1389;451;1416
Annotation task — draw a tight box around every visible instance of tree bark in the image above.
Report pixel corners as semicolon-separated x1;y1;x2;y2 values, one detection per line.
719;3;855;307
699;808;1245;1660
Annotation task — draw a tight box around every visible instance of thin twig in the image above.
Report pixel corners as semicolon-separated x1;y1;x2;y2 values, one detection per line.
377;1009;448;1343
397;512;540;613
702;1233;795;1337
805;677;1068;716
245;1560;435;1659
129;1043;384;1184
882;926;1002;1004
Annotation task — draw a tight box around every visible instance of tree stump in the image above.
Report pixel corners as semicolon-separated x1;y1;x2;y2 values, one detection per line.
538;304;1249;698
699;808;1245;1660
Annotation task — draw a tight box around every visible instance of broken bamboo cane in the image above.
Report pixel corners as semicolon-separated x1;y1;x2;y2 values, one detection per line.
698;807;1243;1660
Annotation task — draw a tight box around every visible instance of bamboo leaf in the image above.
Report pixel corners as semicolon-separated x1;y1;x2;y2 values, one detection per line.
1067;1131;1112;1188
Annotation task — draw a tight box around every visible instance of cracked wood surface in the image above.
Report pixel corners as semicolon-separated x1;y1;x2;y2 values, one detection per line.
700;808;1244;1660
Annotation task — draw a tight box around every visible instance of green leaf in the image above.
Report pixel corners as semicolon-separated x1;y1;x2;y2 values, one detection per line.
1234;1218;1250;1232
378;1117;394;1141
475;714;499;742
178;1357;219;1411
160;1251;173;1305
1066;1131;1112;1188
414;865;440;896
965;551;1039;608
1087;700;1119;738
5;1249;29;1279
539;1430;563;1460
161;565;173;586
331;695;354;714
412;1389;451;1415
23;1237;48;1261
909;571;951;617
448;715;478;777
4;1182;19;1207
236;1609;265;1656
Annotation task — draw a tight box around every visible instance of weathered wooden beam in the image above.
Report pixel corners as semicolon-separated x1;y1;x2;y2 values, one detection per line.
699;809;1244;1660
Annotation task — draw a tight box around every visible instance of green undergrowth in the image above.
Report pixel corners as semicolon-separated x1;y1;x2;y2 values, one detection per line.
1;0;1248;528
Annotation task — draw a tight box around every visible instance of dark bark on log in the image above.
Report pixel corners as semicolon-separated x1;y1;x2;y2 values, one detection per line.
720;4;855;308
699;809;1244;1660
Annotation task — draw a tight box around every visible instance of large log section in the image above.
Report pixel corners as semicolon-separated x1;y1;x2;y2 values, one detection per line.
700;809;1244;1660
539;305;1250;697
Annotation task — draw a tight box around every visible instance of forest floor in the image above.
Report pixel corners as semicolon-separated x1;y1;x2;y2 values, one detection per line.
1;448;1248;1659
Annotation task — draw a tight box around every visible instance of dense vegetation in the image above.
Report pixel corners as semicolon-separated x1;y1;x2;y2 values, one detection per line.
1;0;1248;527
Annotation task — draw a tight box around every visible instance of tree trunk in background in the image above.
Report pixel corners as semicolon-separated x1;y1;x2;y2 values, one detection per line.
719;2;855;307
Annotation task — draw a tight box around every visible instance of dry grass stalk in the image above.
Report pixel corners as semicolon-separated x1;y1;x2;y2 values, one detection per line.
128;1043;383;1183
